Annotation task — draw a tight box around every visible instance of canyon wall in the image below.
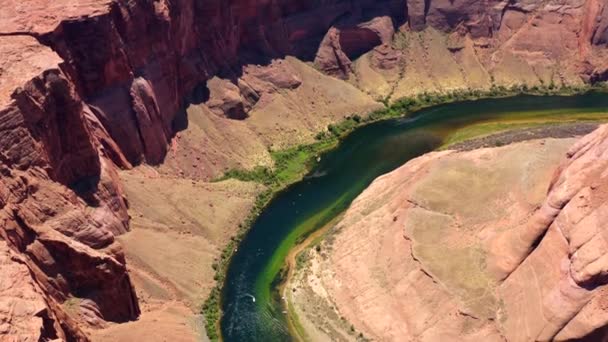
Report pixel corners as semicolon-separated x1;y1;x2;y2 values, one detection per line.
0;36;138;340
1;0;608;340
495;124;608;341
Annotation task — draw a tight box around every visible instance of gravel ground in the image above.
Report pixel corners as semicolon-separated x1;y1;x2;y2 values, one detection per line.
447;122;600;152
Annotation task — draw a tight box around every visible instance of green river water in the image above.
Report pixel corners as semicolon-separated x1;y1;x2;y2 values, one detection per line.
220;93;608;341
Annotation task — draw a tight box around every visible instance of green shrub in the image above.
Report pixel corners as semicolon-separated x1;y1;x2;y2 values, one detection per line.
315;131;327;140
214;166;276;185
202;287;221;340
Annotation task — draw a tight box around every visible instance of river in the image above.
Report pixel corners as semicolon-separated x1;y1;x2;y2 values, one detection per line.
221;93;608;341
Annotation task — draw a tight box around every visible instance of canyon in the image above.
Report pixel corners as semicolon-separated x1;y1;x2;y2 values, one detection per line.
1;0;608;341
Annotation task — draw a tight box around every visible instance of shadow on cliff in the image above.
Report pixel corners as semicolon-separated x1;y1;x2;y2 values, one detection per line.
171;82;209;134
160;0;409;165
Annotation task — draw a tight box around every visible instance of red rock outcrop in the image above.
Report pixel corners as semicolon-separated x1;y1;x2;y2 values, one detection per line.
31;0;405;164
314;27;355;78
495;125;608;341
406;0;608;43
315;16;396;78
0;35;138;340
304;137;576;341
407;0;503;37
592;2;608;45
0;240;58;340
206;59;304;119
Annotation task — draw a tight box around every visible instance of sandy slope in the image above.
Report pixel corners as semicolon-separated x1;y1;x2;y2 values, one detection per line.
90;168;262;341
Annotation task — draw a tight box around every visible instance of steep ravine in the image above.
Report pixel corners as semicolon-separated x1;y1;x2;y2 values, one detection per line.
1;0;608;340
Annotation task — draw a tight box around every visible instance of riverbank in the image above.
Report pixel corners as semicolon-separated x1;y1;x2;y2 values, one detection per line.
445;122;600;151
282;213;345;341
284;122;603;342
205;85;608;340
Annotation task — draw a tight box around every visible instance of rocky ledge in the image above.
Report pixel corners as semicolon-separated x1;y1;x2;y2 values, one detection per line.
1;0;608;340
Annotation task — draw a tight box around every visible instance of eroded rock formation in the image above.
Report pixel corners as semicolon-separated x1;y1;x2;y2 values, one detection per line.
0;35;137;340
497;125;608;341
314;16;396;78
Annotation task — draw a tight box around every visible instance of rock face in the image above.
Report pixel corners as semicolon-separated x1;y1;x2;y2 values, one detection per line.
1;0;606;167
21;0;408;165
0;240;53;340
315;16;396;78
305;126;608;341
407;0;503;36
0;35;138;340
1;0;608;340
362;0;608;101
495;125;608;341
205;59;303;119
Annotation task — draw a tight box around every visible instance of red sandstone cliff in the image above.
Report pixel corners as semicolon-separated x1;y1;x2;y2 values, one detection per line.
1;0;608;340
0;35;137;340
492;124;608;341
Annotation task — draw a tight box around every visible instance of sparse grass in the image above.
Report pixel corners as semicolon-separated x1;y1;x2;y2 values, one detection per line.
295;250;308;271
201;188;273;341
63;297;82;316
201;82;607;340
271;139;337;186
441;122;547;147
440;111;608;148
392;31;410;50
